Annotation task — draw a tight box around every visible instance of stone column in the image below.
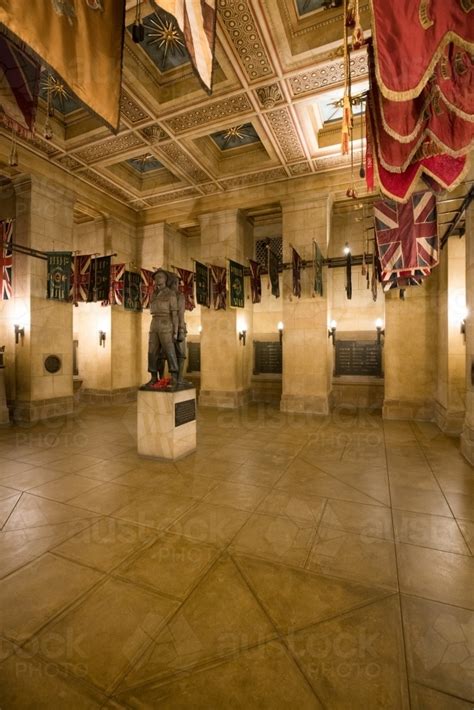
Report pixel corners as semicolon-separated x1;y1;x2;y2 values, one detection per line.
12;175;75;422
461;204;474;462
383;273;438;421
198;209;253;408
280;193;332;415
435;236;466;434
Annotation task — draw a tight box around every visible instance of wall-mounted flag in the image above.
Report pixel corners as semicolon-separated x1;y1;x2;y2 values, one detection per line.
46;252;72;301
0;219;13;301
195;261;210;308
229;259;245;308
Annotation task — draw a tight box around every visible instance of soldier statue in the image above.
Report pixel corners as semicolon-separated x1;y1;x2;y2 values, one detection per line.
143;269;192;391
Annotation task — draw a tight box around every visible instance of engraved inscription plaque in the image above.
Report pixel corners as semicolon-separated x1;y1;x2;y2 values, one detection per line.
175;399;196;427
253;341;282;375
187;342;201;373
335;341;382;377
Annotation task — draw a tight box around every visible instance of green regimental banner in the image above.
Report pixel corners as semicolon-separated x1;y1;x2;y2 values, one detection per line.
195;261;210;308
46;252;72;301
124;271;142;312
229;259;245;308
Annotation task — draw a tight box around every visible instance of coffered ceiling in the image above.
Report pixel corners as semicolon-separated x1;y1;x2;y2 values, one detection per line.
3;0;371;215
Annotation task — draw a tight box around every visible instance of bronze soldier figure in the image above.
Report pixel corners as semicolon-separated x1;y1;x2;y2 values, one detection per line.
145;269;179;388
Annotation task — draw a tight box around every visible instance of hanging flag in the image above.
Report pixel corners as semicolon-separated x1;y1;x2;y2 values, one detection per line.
248;259;262;304
313;242;323;297
291;247;302;298
176;267;196;311
103;263;125;306
88;255;111;303
150;0;216;93
345;251;353;300
46;252;72;301
0;1;126;131
229;260;245;308
370;0;473;101
124;271;142;312
0;33;40;137
210;264;227;310
267;245;280;298
140;268;155;309
195;261;210;308
70;254;92;306
0;219;13;301
374;191;438;282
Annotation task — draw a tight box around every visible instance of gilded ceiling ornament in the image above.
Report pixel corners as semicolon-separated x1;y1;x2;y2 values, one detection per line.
256;84;282;109
135;153;156;168
41;74;70;115
51;0;76;24
147;14;185;69
222;125;250;146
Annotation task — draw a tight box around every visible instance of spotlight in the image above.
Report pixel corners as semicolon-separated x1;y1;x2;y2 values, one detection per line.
277;321;284;345
375;318;385;345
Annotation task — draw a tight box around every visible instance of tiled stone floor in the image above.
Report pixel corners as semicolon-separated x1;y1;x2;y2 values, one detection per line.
0;402;472;708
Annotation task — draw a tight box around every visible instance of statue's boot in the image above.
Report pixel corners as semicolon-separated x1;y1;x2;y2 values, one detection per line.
142;373;158;389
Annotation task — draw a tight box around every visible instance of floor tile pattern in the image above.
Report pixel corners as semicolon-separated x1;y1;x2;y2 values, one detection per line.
0;404;472;708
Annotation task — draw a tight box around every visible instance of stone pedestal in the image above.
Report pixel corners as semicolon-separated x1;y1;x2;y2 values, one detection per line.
137;388;196;461
0;369;10;426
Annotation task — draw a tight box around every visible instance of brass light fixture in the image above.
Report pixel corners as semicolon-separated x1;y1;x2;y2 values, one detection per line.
99;330;106;347
14;324;24;345
328;319;337;345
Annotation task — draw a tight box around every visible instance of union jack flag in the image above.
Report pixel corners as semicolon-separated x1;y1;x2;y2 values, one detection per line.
140;268;155;309
103;263;125;306
0;219;13;301
176;267;196;311
210;264;227;310
374;191;438;283
70;254;92;305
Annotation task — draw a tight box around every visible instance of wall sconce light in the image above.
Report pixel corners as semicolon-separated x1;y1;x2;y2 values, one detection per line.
239;329;247;346
0;345;5;368
461;319;466;341
328;319;337;345
99;330;106;347
277;321;284;345
198;325;202;335
343;243;351;256
14;324;24;345
375;318;385;345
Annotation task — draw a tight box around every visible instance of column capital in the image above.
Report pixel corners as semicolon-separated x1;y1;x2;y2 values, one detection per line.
280;192;334;213
12;173;75;204
198;208;245;227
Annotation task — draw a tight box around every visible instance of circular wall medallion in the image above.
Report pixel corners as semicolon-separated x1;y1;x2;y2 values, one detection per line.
44;355;62;374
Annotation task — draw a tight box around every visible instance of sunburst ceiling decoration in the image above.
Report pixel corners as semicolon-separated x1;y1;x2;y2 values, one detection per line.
41;74;70;112
222;125;251;147
147;13;185;69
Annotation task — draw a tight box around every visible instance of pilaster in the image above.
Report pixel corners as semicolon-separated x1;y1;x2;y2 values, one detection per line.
279;193;332;415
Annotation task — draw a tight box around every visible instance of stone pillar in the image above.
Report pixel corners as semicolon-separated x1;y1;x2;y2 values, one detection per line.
383;273;438;421
461;204;474;463
435;236;466;434
13;175;75;422
198;209;253;408
73;215;140;405
280;194;332;415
